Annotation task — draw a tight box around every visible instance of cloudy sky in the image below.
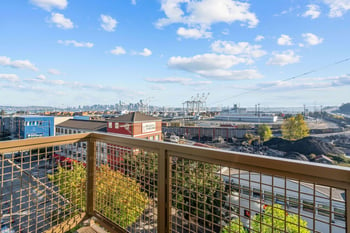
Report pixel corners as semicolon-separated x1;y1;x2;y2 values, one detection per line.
0;0;350;108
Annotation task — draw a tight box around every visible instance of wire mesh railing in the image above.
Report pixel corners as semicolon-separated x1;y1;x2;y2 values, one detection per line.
91;133;350;233
0;134;89;233
93;140;158;232
1;133;350;233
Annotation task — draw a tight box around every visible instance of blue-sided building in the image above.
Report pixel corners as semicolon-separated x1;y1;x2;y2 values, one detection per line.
14;116;54;139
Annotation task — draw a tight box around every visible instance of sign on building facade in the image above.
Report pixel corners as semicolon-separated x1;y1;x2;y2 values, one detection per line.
142;122;156;133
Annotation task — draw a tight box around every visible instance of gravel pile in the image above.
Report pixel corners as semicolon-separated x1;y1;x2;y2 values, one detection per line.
264;137;344;156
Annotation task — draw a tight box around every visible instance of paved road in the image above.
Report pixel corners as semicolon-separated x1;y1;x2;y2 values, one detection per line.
311;130;350;138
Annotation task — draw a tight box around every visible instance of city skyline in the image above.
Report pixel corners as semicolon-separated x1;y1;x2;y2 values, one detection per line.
1;0;350;107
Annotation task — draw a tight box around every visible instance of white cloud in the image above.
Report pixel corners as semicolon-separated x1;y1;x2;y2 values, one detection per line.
131;0;136;5
30;0;67;11
100;14;117;32
177;27;212;39
274;7;295;16
48;68;61;75
222;29;229;35
156;0;258;39
0;56;38;71
150;85;166;91
57;40;94;48
267;50;300;66
256;74;350;91
49;79;65;85
168;53;247;72
302;33;324;45
110;46;126;55
303;4;321;19
277;34;293;46
139;48;152;56
195;69;263;80
211;41;266;61
37;74;46;80
167;53;262;80
145;77;212;85
324;0;350;17
255;35;264;42
50;13;74;29
0;74;19;82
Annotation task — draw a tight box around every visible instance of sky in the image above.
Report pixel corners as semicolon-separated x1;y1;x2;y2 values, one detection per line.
0;0;350;108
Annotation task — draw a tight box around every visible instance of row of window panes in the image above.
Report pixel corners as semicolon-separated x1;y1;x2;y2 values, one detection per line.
146;135;160;141
236;185;345;220
108;122;119;129
24;121;43;126
56;128;82;134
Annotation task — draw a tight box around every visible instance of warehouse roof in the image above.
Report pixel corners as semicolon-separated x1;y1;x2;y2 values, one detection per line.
108;112;160;123
57;119;107;132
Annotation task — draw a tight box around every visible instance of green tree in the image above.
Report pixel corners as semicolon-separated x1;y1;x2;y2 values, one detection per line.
221;218;245;233
222;205;309;233
252;205;309;233
257;124;273;141
123;151;158;197
49;163;149;228
172;159;224;228
282;114;309;140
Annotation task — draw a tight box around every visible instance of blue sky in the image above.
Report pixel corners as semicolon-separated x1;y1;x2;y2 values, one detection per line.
0;0;350;108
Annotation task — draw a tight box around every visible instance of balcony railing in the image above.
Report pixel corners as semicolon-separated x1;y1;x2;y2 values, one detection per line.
0;132;349;233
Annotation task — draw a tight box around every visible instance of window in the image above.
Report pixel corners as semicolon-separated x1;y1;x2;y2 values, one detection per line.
232;183;240;192
275;194;285;205
242;186;250;196
149;136;154;140
264;191;273;203
334;208;345;221
69;129;72;134
318;204;330;217
289;197;299;208
108;122;112;128
65;129;68;134
252;188;261;198
155;135;159;141
303;200;314;213
115;123;119;128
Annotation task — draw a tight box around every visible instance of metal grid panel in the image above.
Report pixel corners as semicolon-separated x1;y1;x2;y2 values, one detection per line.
94;140;158;232
0;142;86;233
169;154;346;233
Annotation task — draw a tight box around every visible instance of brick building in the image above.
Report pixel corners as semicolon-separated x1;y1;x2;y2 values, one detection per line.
107;112;162;140
106;112;162;168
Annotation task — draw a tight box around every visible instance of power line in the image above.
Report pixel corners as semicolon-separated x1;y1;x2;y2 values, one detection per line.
209;57;350;106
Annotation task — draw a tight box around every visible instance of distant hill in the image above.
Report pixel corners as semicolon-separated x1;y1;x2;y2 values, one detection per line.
339;103;350;114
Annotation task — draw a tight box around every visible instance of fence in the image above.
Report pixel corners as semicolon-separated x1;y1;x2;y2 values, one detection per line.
0;132;349;232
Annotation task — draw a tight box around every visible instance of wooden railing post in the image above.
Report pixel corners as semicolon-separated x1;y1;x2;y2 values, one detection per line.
347;187;350;233
158;147;171;233
86;136;96;216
